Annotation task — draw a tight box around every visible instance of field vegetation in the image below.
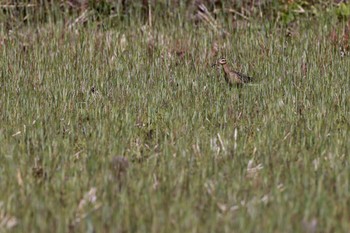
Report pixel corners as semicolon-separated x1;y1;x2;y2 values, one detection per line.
0;0;349;232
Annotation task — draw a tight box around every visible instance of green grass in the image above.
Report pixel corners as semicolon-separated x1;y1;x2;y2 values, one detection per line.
0;17;349;233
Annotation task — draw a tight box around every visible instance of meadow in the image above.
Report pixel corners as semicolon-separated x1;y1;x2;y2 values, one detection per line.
0;2;350;232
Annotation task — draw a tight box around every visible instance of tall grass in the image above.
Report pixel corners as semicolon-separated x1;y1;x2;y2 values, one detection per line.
0;6;349;232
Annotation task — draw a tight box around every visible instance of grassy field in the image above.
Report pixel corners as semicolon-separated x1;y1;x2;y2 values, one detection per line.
0;10;350;233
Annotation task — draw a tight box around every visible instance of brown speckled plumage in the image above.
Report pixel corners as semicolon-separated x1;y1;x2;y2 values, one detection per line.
218;58;253;86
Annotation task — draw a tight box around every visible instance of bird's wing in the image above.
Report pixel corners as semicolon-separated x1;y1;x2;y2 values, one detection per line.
234;71;253;83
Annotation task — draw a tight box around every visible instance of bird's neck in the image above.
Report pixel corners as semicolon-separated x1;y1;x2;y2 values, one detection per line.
222;64;231;74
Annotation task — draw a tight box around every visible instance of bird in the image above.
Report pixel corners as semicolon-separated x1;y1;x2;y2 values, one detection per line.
217;58;253;86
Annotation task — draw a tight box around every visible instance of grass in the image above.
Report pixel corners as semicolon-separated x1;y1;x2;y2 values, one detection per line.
0;14;349;232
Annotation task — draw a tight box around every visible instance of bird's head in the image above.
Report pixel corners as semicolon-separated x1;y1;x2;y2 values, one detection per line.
218;58;227;65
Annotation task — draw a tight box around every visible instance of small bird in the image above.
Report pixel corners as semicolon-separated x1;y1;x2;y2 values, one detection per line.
217;58;253;86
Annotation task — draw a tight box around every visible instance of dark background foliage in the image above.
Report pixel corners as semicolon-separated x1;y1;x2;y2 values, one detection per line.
1;0;350;27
